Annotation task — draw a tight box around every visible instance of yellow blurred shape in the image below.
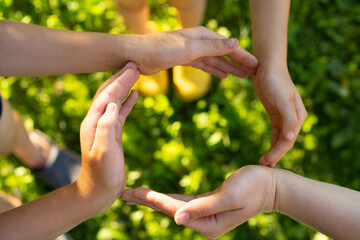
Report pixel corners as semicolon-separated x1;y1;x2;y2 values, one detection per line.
173;66;211;102
304;134;317;150
134;71;169;97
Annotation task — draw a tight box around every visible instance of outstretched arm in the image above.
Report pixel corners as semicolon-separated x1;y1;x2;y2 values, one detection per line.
0;62;139;239
249;0;307;167
122;166;360;239
0;20;258;78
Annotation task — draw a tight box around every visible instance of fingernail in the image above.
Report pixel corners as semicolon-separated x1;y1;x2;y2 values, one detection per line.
227;38;237;48
286;131;295;140
175;212;190;225
107;103;116;113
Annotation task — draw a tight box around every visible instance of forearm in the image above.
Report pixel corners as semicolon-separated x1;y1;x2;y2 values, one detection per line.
273;168;360;240
249;0;290;67
0;183;105;240
0;20;135;77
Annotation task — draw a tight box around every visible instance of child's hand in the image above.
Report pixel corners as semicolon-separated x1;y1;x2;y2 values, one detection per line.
121;165;276;239
76;62;139;212
253;65;307;167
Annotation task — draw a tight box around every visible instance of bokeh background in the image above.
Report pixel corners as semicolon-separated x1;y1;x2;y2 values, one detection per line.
1;0;360;239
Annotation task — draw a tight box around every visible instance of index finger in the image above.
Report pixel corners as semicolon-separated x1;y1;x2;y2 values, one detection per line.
121;188;188;217
93;62;137;101
179;27;258;75
87;67;139;118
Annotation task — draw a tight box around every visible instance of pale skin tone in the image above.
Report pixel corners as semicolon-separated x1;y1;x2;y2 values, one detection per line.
117;0;308;167
0;19;258;208
250;0;307;167
0;62;140;239
122;165;360;240
0;20;258;78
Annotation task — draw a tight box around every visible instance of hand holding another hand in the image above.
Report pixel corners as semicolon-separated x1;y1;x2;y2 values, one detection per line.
121;165;276;239
131;26;259;79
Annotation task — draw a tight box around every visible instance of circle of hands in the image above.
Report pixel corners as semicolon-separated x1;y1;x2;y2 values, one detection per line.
77;27;307;239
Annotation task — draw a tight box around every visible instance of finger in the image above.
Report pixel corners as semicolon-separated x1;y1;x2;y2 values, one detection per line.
175;26;227;40
191;61;227;78
93;62;137;101
174;190;238;225
166;194;196;202
178;26;258;76
88;67;140;118
186;208;250;239
276;95;298;142
271;126;281;147
228;47;259;75
118;90;139;126
262;136;294;166
190;38;239;60
115;90;138;144
295;93;308;134
91;102;118;152
202;56;248;78
121;188;187;217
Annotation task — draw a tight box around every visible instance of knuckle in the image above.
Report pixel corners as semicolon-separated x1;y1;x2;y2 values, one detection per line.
196;26;207;32
97;116;112;129
203;56;216;66
211;39;226;49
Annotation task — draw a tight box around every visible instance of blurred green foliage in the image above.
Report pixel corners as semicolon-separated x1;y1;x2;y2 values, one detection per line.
1;0;360;239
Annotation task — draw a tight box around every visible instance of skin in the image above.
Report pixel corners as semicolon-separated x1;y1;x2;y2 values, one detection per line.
0;62;139;239
0;19;258;208
0;20;258;78
116;0;207;32
122;165;360;240
250;0;307;167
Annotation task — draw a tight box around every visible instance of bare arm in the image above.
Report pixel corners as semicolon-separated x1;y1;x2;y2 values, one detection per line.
122;166;360;239
250;0;289;65
0;20;258;78
275;169;360;240
0;62;139;239
249;0;307;167
0;20;129;76
0;184;104;240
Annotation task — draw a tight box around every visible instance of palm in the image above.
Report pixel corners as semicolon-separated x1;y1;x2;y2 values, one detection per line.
121;166;275;239
252;67;307;167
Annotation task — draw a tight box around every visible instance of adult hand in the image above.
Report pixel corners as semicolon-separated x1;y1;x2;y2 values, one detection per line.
77;62;139;211
253;65;307;167
121;165;276;239
131;26;259;78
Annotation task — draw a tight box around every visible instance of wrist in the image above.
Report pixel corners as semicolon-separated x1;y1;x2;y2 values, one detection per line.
257;58;288;72
271;168;292;214
74;174;118;216
113;34;139;67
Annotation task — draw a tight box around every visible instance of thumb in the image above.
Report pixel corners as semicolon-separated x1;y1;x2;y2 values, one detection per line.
91;102;118;152
174;191;233;225
191;38;238;58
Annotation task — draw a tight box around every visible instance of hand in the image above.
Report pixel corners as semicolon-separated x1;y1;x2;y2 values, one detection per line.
121;165;276;239
131;26;259;78
253;65;307;167
76;62;139;211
